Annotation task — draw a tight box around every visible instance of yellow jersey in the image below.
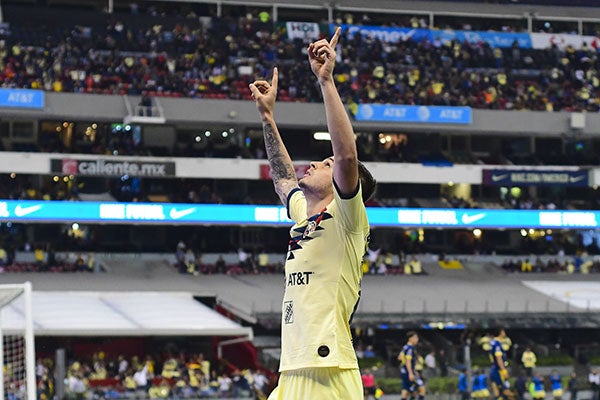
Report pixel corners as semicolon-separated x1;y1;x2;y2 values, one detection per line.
279;186;369;371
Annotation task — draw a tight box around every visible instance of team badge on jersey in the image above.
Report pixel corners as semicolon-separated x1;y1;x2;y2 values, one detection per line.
303;220;317;239
284;301;294;324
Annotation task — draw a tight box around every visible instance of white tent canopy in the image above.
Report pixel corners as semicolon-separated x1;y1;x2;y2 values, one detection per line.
0;291;253;337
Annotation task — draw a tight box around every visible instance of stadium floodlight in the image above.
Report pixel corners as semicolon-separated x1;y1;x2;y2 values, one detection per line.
0;282;35;400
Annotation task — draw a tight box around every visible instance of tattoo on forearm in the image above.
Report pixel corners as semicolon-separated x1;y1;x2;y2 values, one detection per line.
263;122;297;200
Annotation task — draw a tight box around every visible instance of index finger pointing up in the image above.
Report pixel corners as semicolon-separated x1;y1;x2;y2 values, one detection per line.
271;67;279;90
329;27;341;48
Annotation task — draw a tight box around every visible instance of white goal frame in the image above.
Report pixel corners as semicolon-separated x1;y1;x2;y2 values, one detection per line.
0;282;35;400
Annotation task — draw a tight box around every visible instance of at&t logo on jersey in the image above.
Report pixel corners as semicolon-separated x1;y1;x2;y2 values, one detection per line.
286;271;314;287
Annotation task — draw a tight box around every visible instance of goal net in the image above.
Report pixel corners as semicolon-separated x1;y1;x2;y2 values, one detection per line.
0;283;35;400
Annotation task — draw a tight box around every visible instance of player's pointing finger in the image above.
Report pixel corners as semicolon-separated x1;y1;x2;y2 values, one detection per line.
271;67;278;90
330;27;341;48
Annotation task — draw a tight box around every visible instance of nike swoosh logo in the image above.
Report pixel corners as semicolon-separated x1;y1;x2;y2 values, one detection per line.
14;204;42;217
169;207;196;220
569;175;585;183
491;174;508;182
461;213;486;224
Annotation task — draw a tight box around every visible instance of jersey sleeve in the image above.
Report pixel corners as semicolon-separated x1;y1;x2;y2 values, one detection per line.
287;188;307;223
493;342;503;356
332;179;368;234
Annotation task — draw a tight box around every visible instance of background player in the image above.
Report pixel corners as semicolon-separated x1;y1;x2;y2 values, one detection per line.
489;329;513;400
398;331;426;400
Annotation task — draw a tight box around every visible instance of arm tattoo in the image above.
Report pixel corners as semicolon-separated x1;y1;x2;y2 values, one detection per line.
263;122;297;201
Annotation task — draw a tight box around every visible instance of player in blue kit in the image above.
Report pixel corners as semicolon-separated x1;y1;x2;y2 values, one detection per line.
489;329;513;400
398;332;426;400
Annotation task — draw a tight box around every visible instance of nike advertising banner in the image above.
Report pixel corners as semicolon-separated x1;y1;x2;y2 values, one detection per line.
51;158;176;177
0;200;598;229
482;169;589;187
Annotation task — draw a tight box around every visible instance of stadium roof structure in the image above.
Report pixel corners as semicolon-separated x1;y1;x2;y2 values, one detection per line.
0;291;253;338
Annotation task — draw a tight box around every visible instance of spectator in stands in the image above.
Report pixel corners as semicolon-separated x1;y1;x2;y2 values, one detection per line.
34;245;45;270
515;375;528;400
237;247;251;273
118;354;128;375
252;369;269;399
66;368;87;400
218;372;232;396
133;363;150;391
521;346;537;377
138;92;153;117
404;258;413;275
590;369;600;400
361;368;377;400
184;248;196;274
257;248;269;273
569;372;578;400
410;257;424;275
148;378;171;398
0;244;7;268
531;371;546;400
249;27;375;400
175;242;187;273
215;255;226;274
424;350;437;378
437;349;448;377
550;369;564;400
458;368;469;400
231;369;252;398
367;245;381;275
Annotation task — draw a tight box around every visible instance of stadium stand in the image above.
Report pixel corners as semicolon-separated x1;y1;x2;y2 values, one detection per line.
1;4;600;111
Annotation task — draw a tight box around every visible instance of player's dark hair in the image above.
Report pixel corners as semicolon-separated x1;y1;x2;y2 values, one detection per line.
489;328;504;337
358;161;376;203
407;331;418;339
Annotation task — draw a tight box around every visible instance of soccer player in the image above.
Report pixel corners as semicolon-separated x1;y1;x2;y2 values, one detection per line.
249;27;376;400
398;331;426;400
488;329;513;400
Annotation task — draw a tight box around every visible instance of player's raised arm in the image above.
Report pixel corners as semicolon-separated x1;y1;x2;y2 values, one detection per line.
249;68;299;205
308;27;359;196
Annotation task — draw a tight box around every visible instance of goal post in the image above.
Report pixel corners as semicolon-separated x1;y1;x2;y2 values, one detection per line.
0;282;35;400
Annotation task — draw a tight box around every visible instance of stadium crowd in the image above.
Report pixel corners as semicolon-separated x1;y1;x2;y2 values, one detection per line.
33;351;271;399
1;6;600;112
500;256;600;274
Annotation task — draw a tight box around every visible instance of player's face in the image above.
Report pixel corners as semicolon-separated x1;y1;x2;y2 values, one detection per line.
409;334;419;345
299;157;334;193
